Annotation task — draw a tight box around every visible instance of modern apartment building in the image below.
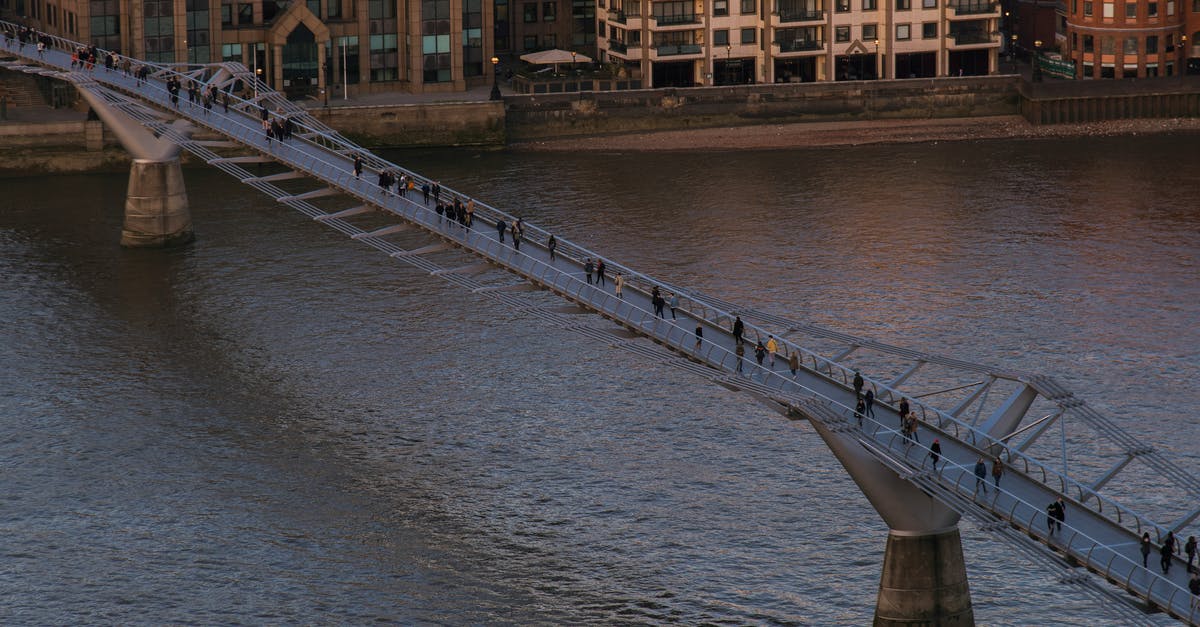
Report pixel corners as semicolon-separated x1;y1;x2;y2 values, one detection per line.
0;0;495;97
596;0;1002;86
1060;0;1199;77
494;0;595;56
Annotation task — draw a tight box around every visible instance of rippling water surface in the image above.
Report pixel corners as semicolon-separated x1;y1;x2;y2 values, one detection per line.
1;134;1198;625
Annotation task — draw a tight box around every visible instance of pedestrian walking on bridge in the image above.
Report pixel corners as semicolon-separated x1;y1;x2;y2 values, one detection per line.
788;351;799;377
1186;535;1197;573
1141;532;1152;568
1163;531;1178;575
613;272;624;299
991;456;1004;489
736;343;745;373
732;316;744;345
853;371;864;398
596;259;607;286
766;335;778;368
864;388;876;418
584;258;594;284
974;457;988;496
668;293;679;319
496;218;507;242
548;234;557;260
928;438;941;470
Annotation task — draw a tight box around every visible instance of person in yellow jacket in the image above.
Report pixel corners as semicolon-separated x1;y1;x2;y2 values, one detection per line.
766;335;779;368
613;272;625;299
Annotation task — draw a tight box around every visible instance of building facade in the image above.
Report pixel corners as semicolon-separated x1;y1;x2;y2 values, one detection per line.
0;0;496;97
1060;0;1199;77
494;0;595;56
596;0;1001;86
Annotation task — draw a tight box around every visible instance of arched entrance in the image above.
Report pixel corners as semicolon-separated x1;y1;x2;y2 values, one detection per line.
283;24;318;99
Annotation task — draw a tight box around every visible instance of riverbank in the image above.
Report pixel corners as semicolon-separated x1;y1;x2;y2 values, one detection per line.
509;114;1200;152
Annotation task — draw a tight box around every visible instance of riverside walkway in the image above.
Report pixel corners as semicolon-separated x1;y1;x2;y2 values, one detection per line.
3;21;1199;625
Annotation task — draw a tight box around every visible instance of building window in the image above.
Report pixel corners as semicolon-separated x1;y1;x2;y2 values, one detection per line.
1124;2;1135;16
523;2;537;21
143;0;175;62
1148;1;1157;14
835;25;849;41
896;0;910;9
221;42;242;61
1101;36;1114;53
1124;36;1137;53
543;1;555;20
741;0;755;13
541;33;555;47
896;23;910;39
422;0;451;83
89;0;121;51
741;27;756;42
923;0;936;7
523;34;537;49
1102;1;1113;15
713;28;729;45
714;0;729;14
186;0;211;64
328;0;341;18
1167;0;1174;13
1082;34;1094;51
221;2;233;26
922;21;936;38
836;0;850;11
863;0;876;8
238;2;253;24
862;23;876;39
1147;35;1157;52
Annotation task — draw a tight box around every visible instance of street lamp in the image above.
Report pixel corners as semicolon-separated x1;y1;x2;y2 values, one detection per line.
1182;34;1189;80
1033;38;1042;82
489;56;501;100
874;38;881;79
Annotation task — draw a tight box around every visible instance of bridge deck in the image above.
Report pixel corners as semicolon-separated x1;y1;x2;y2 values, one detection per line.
3;24;1197;624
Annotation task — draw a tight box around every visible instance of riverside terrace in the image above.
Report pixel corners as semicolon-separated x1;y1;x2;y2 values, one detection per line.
3;20;1200;625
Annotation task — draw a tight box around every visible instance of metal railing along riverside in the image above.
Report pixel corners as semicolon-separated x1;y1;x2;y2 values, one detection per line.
3;21;1197;624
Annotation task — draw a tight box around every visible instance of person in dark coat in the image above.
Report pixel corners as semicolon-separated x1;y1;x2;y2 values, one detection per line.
928;438;941;470
864;388;876;418
754;340;766;366
1141;532;1152;568
1163;531;1178;575
733;315;745;345
853;371;864;398
974;457;988;496
496;219;507;242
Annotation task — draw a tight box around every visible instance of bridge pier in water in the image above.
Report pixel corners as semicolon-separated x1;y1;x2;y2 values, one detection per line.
120;157;194;248
804;413;975;626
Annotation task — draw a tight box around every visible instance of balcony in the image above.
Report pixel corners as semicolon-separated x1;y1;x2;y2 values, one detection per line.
607;9;627;23
947;30;998;47
946;1;999;18
608;38;629;53
654;43;704;56
652;12;703;26
775;9;824;22
775;39;825;53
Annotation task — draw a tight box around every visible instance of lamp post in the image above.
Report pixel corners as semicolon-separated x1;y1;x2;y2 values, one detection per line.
1010;33;1018;67
874;38;881;79
1182;34;1188;81
1033;38;1042;81
490;56;501;100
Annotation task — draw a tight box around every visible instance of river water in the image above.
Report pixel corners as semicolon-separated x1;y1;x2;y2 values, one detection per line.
1;134;1198;625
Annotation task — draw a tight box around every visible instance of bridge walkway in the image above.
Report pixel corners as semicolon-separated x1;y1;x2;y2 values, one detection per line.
2;23;1197;624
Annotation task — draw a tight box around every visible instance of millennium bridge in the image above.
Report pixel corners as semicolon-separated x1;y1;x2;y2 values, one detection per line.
3;20;1199;625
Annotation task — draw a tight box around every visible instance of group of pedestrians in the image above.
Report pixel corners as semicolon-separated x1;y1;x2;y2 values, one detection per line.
6;26;50;58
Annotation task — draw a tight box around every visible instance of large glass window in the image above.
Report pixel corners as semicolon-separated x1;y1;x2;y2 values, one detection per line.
186;0;211;63
741;27;756;42
423;0;452;83
369;0;398;81
524;2;537;21
896;23;910;39
88;0;120;50
572;0;595;46
334;35;360;84
144;0;175;61
542;0;555;19
464;0;483;76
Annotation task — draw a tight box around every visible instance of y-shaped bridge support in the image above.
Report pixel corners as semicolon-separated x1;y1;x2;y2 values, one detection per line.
801;412;973;626
74;87;194;247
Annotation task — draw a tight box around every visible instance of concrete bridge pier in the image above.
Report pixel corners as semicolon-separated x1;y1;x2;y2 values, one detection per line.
72;88;194;247
800;410;974;626
875;528;973;626
120;157;193;248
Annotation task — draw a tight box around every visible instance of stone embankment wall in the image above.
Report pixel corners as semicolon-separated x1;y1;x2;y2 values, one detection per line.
310;101;505;147
503;76;1021;142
